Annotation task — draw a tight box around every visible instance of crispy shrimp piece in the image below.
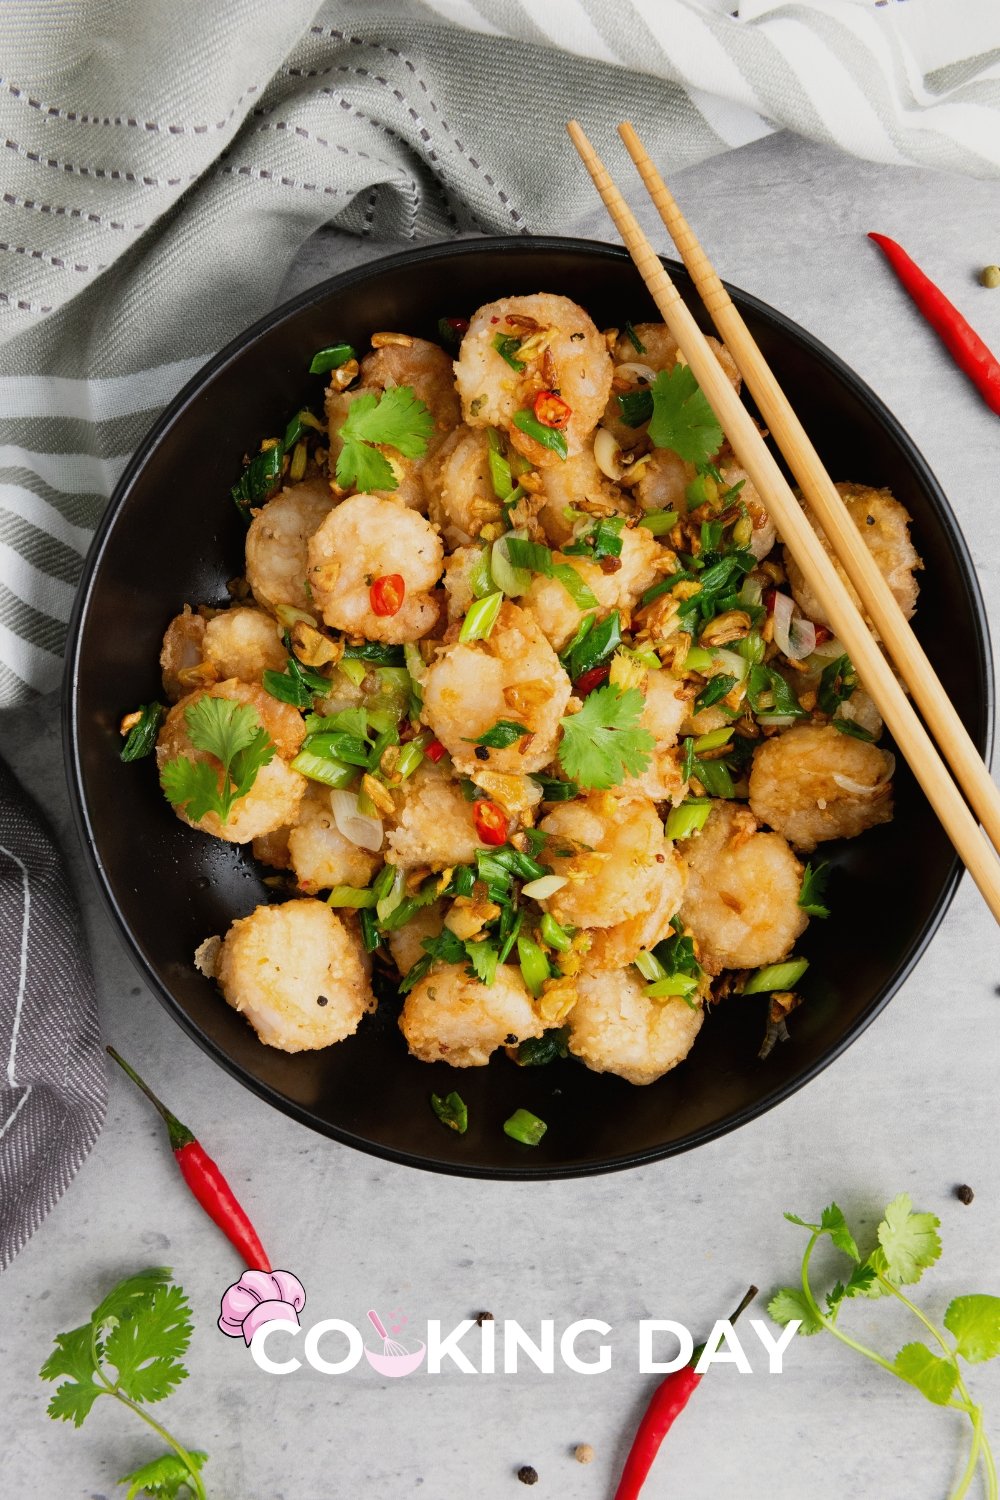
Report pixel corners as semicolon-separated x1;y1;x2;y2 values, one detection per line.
326;337;460;510
245;476;333;616
634;447;693;517
386;762;487;870
288;783;381;894
748;722;894;851
216;898;373;1052
719;460;776;560
160;606;208;701
252;825;292;870
203;607;286;684
623;670;691;802
568;966;704;1085
522;525;660;652
421;601;571;774
455;293;613;466
539;793;672;931
399;962;544;1066
307;493;444;644
680;802;807;974
441;545;486;622
784;483;921;632
585;843;688;969
156;679;306;843
424;426;504;547
536;448;626;547
601;327;739;451
387;900;444;976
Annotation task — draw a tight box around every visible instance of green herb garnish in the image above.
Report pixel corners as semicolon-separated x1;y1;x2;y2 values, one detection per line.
120;702;165;763
504;1108;548;1146
231;442;283;519
798;861;830;918
492;333;526;371
559;610;622;683
459;591;503;642
431;1091;468;1135
160;698;275;826
310;342;355;375
665;797;712;840
512;409;569;460
466;720;529;750
335;385;434;492
263;654;330;710
624;320;646;354
694;674;737;711
648;364;723;465
517;1027;570;1066
833;718;876;742
743;957;809;993
558;683;655;790
819;653;859;714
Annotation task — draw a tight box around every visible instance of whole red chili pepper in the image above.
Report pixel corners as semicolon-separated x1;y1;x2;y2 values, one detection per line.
868;233;1000;416
107;1046;271;1272
612;1284;758;1500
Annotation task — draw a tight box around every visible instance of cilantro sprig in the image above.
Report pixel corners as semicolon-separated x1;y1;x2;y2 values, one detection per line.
160;697;275;826
335;385;434;493
40;1267;207;1500
770;1197;1000;1497
558;684;655;790
648;364;723;466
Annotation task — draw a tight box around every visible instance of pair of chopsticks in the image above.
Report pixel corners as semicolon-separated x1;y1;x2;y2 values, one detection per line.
567;120;1000;925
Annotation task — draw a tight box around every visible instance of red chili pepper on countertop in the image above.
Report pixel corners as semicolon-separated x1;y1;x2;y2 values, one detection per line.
612;1284;758;1500
107;1046;271;1272
868;233;1000;416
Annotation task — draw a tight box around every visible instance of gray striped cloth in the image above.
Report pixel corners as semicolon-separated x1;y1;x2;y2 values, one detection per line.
1;0;998;1261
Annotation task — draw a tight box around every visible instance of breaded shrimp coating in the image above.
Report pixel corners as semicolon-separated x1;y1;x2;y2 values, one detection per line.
203;607;286;684
568;966;704;1085
216;898;373;1052
424;426;503;547
784;483;921;632
156;679;306;843
539;793;672;931
288;783;381;894
748;722;894;851
621;670;690;803
455;293;613;465
680;802;807;974
160;605;208;701
421;601;571;774
585;844;687;969
387;900;444;977
307;493;444;643
386;762;488;870
536;448;625;547
399;962;544;1066
522;525;660;652
245;477;332;616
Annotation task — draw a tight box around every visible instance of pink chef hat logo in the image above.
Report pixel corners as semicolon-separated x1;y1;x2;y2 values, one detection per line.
218;1269;306;1346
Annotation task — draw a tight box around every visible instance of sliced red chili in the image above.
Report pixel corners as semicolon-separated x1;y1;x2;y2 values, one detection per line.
763;586;777;613
813;623;831;646
575;664;611;696
533;390;572;429
473;799;508;846
425;738;447;763
370;573;405;617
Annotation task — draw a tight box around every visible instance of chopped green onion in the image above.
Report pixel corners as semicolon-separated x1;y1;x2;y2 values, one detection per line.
645;973;699;999
459;591;503;642
289;750;357;788
448;865;477;898
289;440;308;482
505;537;553;574
531;775;579;802
551;563;600;610
516;1028;569;1066
832;718;875;742
394;736;427;780
624;320;646;354
539;913;572;952
682;646;715;674
376;865;406;923
359;908;381;953
638;509;679;535
504;1108;548;1146
466;545;494;601
488;446;515;499
263;655;330;710
403;642;427;682
343;642;406;665
694;674;737;712
326;885;378;908
560;609;621;682
120;702;164;763
634;949;668;982
309;343;355;375
618;644;662;671
693;727;734;753
371;864;397;903
231;443;284;519
735;629;766;668
512;409;569;460
490;530;533;596
338;657;367;688
516;932;550;997
283;409;318;450
302;731;370;767
665;798;712;840
618;388;653;427
743;958;809;994
692;758;735;798
492;333;525;371
466;720;529;749
431;1091;468;1135
497;906;524;965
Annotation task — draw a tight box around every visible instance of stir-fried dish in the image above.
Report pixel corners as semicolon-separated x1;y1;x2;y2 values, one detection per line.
120;293;920;1110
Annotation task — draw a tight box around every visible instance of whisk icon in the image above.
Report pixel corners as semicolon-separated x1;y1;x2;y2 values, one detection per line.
363;1307;426;1377
367;1308;408;1358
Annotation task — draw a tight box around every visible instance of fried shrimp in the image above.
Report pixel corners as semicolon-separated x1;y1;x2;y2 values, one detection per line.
424;426;504;547
156;679;306;843
421;601;571;773
522;526;660;651
399;962;544;1066
622;670;690;802
386;762;488;870
245;476;333;616
748;722;895;850
538;793;674;931
160;605;208;701
536;448;625;547
326;337;460;511
288;783;381;894
680;802;807;974
216;897;373;1052
203;607;287;684
307;493;444;643
387;900;444;976
568;966;704;1085
784;483;921;632
455;293;613;465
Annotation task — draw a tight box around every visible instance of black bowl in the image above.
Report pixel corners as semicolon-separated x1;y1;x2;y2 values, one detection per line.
65;237;993;1178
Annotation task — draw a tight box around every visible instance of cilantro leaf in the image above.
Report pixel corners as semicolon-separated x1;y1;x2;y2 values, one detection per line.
103;1283;193;1405
821;1202;860;1262
335;386;434;493
893;1342;959;1405
767;1287;823;1336
798;861;830;918
466;938;499;987
871;1194;942;1286
118;1451;207;1499
160;698;275;826
784;1212;821;1231
647;364;723;466
558;684;655;790
92;1268;174;1329
40;1325;104;1426
944;1296;1000;1364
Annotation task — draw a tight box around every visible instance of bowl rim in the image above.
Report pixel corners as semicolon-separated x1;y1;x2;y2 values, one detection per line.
64;234;996;1179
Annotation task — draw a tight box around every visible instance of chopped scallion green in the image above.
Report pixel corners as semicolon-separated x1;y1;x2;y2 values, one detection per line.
289;750;357;788
512;409;568;460
665;798;712;840
326;885;378;908
516;932;550;997
459;591;503;642
431;1091;468;1135
637;509;679;535
120;702;164;763
540;913;572;952
743;958;809;994
503;1108;548;1146
309;343;355;375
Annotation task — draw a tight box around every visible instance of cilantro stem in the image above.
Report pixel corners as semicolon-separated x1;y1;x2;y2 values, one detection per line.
800;1233;898;1378
952;1408;983;1500
91;1332;208;1500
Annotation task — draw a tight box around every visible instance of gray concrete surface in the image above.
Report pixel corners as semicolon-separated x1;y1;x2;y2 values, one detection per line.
2;130;1000;1499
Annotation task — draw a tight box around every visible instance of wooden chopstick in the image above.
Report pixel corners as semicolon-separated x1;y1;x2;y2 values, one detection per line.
618;119;1000;856
566;119;1000;925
